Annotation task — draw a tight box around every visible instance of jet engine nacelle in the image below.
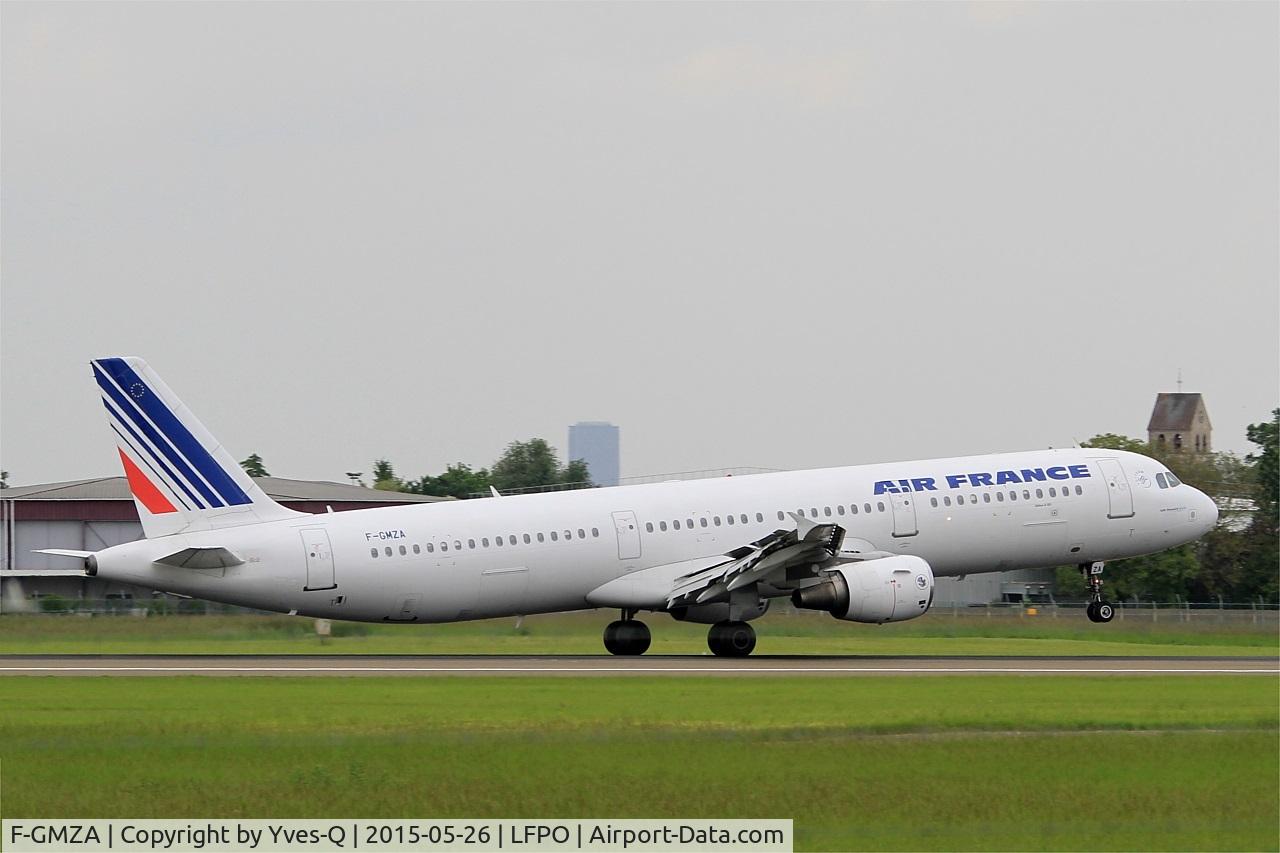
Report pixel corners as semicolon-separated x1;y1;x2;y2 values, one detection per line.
791;556;934;624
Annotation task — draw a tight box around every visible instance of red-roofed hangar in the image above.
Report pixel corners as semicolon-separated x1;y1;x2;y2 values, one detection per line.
1;477;447;604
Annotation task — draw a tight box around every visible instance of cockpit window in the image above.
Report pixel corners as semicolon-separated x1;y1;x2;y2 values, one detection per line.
1155;473;1168;489
1166;472;1181;487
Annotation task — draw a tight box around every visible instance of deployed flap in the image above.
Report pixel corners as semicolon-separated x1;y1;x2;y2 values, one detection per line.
666;519;844;608
154;546;244;569
587;556;733;609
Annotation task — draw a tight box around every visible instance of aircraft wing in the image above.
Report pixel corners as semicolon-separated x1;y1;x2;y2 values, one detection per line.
665;513;845;608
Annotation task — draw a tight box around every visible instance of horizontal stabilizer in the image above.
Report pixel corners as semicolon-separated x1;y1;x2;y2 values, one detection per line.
154;546;244;569
33;548;95;559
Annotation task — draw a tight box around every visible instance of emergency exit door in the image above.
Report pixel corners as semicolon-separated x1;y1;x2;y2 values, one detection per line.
1095;458;1135;519
889;492;918;538
611;510;642;560
300;529;337;590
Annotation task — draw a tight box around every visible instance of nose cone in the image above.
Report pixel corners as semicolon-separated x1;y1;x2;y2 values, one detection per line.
1198;489;1218;532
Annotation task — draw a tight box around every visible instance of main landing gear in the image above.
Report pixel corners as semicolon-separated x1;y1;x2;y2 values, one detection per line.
707;621;756;657
603;611;651;656
1080;561;1115;623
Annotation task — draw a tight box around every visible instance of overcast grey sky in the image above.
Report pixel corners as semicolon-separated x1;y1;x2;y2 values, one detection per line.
3;2;1277;487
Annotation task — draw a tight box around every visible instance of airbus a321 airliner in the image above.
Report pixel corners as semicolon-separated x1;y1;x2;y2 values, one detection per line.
39;357;1219;656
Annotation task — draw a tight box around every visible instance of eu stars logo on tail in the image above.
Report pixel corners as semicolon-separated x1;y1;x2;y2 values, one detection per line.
92;357;302;538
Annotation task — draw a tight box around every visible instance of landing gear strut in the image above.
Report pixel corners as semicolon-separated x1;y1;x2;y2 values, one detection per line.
603;610;651;656
707;621;756;657
1081;561;1114;623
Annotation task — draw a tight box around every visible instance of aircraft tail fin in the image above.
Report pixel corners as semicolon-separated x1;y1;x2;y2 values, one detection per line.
91;356;304;538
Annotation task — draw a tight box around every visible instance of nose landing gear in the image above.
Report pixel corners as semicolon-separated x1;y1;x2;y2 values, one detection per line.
603;610;651;655
1081;561;1115;623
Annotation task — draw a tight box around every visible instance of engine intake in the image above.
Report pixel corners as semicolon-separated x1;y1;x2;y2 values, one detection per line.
792;556;934;624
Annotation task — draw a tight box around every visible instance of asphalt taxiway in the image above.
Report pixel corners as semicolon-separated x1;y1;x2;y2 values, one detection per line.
0;654;1275;676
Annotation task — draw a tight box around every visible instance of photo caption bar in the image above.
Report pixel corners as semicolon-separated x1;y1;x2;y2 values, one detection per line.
3;820;792;853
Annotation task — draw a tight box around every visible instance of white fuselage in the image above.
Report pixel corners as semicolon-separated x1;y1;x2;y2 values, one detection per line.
92;448;1216;622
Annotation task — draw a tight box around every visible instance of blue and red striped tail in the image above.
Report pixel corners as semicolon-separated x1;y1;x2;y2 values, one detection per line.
92;357;302;538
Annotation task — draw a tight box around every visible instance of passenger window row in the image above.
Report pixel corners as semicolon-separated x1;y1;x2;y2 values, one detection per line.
928;484;1083;508
370;526;601;558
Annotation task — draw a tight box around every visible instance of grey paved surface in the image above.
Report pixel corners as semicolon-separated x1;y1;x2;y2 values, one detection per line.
0;654;1276;676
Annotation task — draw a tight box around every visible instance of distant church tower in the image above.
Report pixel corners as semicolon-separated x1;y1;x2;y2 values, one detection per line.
1147;391;1212;453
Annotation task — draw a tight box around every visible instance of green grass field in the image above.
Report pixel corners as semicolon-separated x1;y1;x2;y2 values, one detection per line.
1;610;1275;656
2;676;1276;851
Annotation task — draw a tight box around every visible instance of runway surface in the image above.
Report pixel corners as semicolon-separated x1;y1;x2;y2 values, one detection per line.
1;654;1276;676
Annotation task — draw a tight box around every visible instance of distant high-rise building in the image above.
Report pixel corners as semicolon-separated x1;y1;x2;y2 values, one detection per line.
569;422;619;487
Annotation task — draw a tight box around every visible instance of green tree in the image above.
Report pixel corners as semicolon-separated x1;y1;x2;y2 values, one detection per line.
239;453;270;478
1239;410;1278;601
1080;434;1149;453
562;458;592;486
371;458;404;492
489;439;593;492
406;463;492;499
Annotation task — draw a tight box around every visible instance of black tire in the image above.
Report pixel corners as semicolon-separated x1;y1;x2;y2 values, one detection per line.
603;619;651;656
1095;601;1115;623
1085;601;1099;622
708;621;756;657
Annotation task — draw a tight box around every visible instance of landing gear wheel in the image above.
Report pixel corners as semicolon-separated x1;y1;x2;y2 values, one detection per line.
707;621;756;657
1080;562;1113;624
1094;601;1115;623
603;619;651;656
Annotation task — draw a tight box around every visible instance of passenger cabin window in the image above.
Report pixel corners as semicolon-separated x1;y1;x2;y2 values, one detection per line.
564;530;572;540
877;501;885;512
701;518;709;528
509;535;517;545
1075;485;1083;495
646;522;654;533
481;538;489;548
660;521;668;531
495;537;503;547
714;516;721;526
851;504;859;515
956;496;964;506
523;534;531;544
996;492;1004;502
931;498;938;507
440;542;448;552
536;533;544;543
399;545;407;555
454;540;462;550
413;544;421;554
824;506;832;517
983;493;991;503
944;496;952;507
757;512;764;522
726;514;734;525
673;520;681;530
741;514;749;524
551;531;558;541
578;528;586;538
836;506;844;516
385;547;393;556
864;503;872;514
777;511;785;521
427;543;435;553
592;528;599;537
1036;489;1044;499
370;548;378;558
